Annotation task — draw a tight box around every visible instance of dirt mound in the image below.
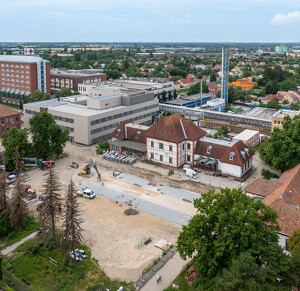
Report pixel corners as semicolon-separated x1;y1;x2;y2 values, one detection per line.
124;208;139;216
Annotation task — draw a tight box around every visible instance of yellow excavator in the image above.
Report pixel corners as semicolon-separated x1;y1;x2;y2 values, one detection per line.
79;160;101;180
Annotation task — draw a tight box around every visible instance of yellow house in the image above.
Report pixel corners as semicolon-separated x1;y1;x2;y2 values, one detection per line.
272;110;300;131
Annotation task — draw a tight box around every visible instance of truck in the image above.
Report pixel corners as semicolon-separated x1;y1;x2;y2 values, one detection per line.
77;188;96;199
185;168;198;179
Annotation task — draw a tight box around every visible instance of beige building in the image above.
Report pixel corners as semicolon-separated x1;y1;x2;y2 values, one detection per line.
271;110;300;130
23;87;158;145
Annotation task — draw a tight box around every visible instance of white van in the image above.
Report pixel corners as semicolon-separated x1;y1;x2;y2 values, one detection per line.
185;168;198;179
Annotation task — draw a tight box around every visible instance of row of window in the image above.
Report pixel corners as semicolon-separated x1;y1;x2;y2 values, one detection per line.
1;74;30;79
1;116;19;125
52;115;74;124
2;78;30;83
91;104;157;126
2;84;30;88
25;109;38;115
1;124;20;133
1;64;29;68
91;112;153;135
150;153;173;164
151;142;191;151
1;69;29;73
59;125;74;132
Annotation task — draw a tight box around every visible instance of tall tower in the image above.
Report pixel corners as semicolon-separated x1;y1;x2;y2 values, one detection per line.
221;45;229;104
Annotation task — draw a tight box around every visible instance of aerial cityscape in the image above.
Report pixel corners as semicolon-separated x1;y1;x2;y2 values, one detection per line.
0;1;299;291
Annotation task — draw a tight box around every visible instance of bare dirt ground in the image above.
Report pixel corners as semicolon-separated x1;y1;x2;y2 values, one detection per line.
23;143;212;281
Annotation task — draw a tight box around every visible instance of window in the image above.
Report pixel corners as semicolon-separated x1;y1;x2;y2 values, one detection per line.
1;120;4;126
229;152;235;160
116;146;119;151
116;129;121;136
187;143;191;150
159;155;163;162
187;155;190;162
159;143;163;150
285;239;289;251
169;145;172;151
136;131;141;138
11;117;14;123
169;157;172;164
182;144;185;150
207;145;212;154
112;145;115;150
151;153;154;159
151;141;154;147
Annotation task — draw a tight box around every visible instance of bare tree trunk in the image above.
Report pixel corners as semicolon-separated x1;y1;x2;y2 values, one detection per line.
0;171;8;216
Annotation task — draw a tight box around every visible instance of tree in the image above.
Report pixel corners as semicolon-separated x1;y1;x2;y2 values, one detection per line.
29;112;69;160
38;167;62;242
10;176;27;231
168;91;173;101
63;179;82;262
29;90;51;103
19;100;23;110
0;172;8;216
1;127;31;172
173;90;177;99
161;91;167;103
56;88;73;98
97;139;109;152
288;228;300;255
177;188;279;288
259;115;300;172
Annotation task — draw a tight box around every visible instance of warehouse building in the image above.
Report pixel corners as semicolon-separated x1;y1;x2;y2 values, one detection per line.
23;86;158;145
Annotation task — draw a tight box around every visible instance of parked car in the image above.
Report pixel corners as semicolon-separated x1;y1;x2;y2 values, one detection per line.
6;174;16;184
77;188;96;199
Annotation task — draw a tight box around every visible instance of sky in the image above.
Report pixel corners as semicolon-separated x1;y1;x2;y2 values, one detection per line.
1;0;300;43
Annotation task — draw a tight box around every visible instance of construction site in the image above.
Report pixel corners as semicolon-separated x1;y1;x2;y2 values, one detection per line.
23;142;213;282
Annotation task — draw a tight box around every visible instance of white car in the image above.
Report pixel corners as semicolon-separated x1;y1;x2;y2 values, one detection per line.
82;188;96;199
6;174;16;184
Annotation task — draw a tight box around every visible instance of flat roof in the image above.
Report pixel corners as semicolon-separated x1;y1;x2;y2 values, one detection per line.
0;55;48;64
245;107;277;120
51;68;105;77
233;129;259;141
272;109;300;119
126;123;150;130
199;136;238;147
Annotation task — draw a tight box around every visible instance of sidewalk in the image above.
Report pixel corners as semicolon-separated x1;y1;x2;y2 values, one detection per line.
1;231;38;256
140;252;191;291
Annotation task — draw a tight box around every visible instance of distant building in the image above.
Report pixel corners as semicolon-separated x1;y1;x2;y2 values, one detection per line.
0;55;50;104
272;110;300;131
165;93;214;108
24;86;158;145
0;104;21;135
50;68;107;92
275;45;288;53
205;98;225;112
232;77;258;90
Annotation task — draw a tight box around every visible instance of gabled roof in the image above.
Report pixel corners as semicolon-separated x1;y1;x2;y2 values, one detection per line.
0;104;20;117
146;113;206;143
110;121;149;143
244;179;278;197
254;164;300;236
219;140;254;166
194;140;229;160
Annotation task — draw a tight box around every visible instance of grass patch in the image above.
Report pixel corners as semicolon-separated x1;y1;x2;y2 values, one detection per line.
0;215;39;251
3;236;133;291
0;280;14;291
0;102;22;111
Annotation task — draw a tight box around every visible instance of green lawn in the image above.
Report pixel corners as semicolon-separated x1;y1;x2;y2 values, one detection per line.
0;215;39;251
3;236;133;291
0;102;22;111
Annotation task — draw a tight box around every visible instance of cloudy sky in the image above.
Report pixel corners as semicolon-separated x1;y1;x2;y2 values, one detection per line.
1;0;300;42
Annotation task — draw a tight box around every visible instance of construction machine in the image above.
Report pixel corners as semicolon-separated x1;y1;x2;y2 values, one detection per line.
70;161;79;169
78;160;101;180
39;160;55;170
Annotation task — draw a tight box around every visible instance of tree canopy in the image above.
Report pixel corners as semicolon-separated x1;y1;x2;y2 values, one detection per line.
288;228;300;255
177;188;281;289
1;127;31;171
259;114;300;172
55;88;78;98
29;112;69;160
29;90;51;103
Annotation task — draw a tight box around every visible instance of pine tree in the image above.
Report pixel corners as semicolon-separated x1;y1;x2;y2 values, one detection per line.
10;175;27;231
63;179;82;262
173;90;178;99
0;171;8;217
168;91;173;101
38;167;62;242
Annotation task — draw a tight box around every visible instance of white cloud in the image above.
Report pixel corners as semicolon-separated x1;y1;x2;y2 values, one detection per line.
271;11;300;24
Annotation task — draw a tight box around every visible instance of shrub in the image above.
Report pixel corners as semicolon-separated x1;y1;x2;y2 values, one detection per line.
97;140;109;152
0;215;12;237
168;169;174;176
261;169;279;180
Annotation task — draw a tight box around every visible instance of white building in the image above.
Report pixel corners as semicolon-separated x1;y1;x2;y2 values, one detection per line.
233;129;261;147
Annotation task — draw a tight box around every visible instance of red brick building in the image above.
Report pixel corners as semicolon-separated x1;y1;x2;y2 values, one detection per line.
50;69;107;92
0;104;21;135
0;55;50;105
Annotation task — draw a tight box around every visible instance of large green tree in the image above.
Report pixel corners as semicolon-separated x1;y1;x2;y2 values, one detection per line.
288;228;300;255
29;112;69;160
1;127;31;171
56;88;73;98
177;188;280;289
29;90;51;103
259;114;300;172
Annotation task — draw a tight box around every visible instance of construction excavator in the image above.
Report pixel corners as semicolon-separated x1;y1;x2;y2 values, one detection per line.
79;160;101;180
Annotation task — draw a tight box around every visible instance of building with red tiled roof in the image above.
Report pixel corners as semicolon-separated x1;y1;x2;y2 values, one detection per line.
244;164;300;252
0;104;21;136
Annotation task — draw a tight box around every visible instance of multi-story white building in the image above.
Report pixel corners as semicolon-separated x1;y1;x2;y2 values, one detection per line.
23;86;158;145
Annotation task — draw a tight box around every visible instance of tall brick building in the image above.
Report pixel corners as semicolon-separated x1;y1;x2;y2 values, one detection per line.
0;55;50;104
50;69;107;92
0;104;21;135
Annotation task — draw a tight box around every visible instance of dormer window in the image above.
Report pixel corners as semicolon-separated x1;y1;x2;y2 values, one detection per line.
244;148;249;155
229;152;235;160
136;131;141;138
241;151;246;159
116;129;121;136
207;145;212;154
